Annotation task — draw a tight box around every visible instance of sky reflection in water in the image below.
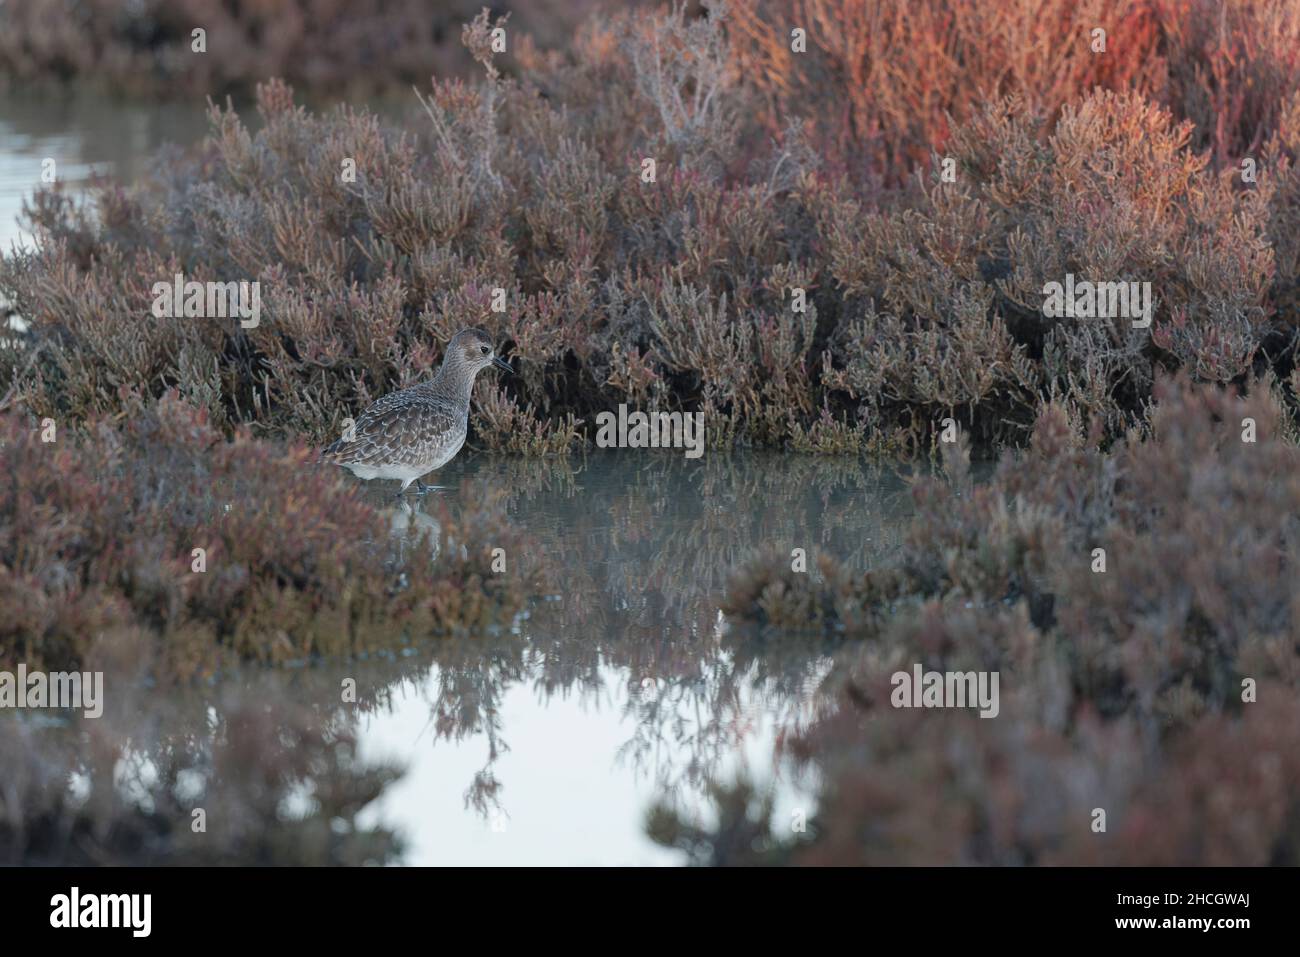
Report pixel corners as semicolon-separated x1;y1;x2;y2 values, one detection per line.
348;451;912;864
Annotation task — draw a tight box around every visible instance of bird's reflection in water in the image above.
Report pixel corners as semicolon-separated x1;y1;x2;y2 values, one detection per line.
385;498;443;562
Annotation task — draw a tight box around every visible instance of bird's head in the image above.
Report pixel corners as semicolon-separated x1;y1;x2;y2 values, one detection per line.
447;327;512;375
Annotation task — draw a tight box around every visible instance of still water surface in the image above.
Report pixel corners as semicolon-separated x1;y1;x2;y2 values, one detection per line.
350;452;911;864
0;88;212;251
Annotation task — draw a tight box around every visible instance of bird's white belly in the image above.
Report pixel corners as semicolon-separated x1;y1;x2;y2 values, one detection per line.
346;462;427;482
344;430;465;482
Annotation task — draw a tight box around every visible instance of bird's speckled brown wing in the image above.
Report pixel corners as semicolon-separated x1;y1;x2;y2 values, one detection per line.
323;390;462;468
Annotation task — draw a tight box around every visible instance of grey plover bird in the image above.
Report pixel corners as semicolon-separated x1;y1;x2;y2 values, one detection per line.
322;328;511;494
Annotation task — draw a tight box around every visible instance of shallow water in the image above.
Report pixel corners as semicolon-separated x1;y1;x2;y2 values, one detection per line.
0;88;212;251
348;451;911;864
0;86;416;252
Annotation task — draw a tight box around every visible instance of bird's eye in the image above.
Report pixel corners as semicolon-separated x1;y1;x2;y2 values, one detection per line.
480;346;490;356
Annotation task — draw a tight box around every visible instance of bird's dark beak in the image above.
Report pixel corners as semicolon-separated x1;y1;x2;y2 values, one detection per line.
492;355;513;373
